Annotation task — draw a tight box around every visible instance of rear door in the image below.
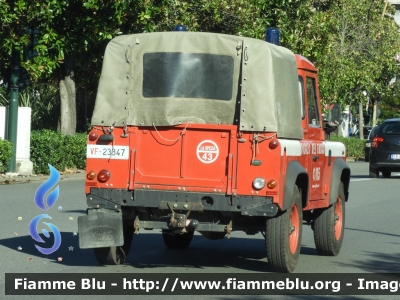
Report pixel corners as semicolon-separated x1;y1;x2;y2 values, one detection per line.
129;124;237;193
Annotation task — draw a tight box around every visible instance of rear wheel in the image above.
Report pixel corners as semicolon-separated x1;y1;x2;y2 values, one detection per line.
266;185;302;273
382;171;391;178
369;165;379;178
162;230;194;249
93;224;134;265
313;183;345;256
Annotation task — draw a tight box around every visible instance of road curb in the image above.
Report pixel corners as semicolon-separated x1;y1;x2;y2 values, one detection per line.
0;179;31;185
0;169;85;184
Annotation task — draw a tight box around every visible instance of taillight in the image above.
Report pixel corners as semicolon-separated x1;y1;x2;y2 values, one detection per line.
269;139;279;149
88;131;98;141
97;169;111;183
372;136;384;148
87;170;96;180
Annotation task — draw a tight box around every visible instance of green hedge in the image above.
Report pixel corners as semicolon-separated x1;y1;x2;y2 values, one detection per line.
0;138;13;173
30;130;87;174
330;135;366;158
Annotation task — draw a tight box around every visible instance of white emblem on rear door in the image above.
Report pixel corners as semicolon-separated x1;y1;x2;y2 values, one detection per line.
196;140;219;164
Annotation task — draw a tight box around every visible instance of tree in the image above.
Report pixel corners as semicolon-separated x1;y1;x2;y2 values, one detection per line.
2;0;399;135
279;0;400;111
0;0;130;134
1;0;302;133
380;80;400;120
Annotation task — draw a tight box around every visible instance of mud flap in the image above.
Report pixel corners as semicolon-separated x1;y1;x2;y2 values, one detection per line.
78;208;124;249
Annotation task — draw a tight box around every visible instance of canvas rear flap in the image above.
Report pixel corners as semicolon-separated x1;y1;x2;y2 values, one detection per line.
92;32;303;139
91;32;242;128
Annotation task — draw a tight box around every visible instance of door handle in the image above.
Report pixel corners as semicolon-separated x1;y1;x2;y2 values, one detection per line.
313;156;319;162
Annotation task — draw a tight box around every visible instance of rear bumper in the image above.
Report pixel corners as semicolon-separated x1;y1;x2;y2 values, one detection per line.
79;188;278;248
370;162;400;171
370;149;400;170
87;188;279;217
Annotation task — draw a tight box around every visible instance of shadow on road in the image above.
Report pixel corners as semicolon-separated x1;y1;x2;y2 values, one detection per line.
4;228;397;274
127;233;273;272
0;231;96;266
346;227;400;238
299;246;318;256
336;251;400;273
61;210;87;214
0;231;324;273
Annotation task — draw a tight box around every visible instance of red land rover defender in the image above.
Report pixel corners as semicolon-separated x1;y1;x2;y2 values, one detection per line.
79;30;350;273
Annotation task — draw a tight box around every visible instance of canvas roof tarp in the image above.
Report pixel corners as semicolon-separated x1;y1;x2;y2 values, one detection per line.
91;31;303;139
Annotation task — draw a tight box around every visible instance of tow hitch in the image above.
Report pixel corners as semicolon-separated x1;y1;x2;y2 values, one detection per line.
133;201;231;235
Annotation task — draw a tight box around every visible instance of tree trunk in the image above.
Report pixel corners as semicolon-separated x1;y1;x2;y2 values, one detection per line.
59;53;76;135
359;102;364;139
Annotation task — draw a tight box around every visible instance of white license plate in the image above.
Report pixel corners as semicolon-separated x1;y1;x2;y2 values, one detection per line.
86;145;129;160
390;154;400;160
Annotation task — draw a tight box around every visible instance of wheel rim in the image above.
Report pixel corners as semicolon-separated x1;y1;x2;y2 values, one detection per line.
289;203;300;254
334;196;343;240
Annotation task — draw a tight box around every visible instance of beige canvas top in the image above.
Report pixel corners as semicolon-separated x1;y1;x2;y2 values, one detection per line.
91;31;303;139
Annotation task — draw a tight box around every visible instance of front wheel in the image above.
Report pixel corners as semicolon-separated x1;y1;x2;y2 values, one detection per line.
313;182;345;256
266;185;302;273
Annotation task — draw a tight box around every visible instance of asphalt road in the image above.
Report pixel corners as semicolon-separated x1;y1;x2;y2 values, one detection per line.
1;161;399;300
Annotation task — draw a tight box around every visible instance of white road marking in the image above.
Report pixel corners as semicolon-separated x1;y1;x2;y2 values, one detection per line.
350;178;374;182
351;173;400;182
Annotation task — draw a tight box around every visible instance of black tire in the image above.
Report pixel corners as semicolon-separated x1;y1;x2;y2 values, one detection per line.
266;185;302;273
93;224;134;265
162;230;194;249
382;171;391;178
365;151;369;162
313;183;345;256
369;165;379;178
200;231;226;240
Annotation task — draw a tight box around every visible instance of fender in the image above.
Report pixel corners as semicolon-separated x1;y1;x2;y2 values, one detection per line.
282;161;308;211
329;157;351;204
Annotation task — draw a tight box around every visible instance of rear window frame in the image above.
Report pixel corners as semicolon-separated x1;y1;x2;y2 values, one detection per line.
378;122;400;136
142;52;235;101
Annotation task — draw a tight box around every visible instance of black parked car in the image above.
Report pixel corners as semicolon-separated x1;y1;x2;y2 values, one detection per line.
364;125;380;162
369;118;400;178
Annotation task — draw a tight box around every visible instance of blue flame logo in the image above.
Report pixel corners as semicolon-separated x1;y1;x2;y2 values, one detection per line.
34;164;60;211
29;164;62;255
